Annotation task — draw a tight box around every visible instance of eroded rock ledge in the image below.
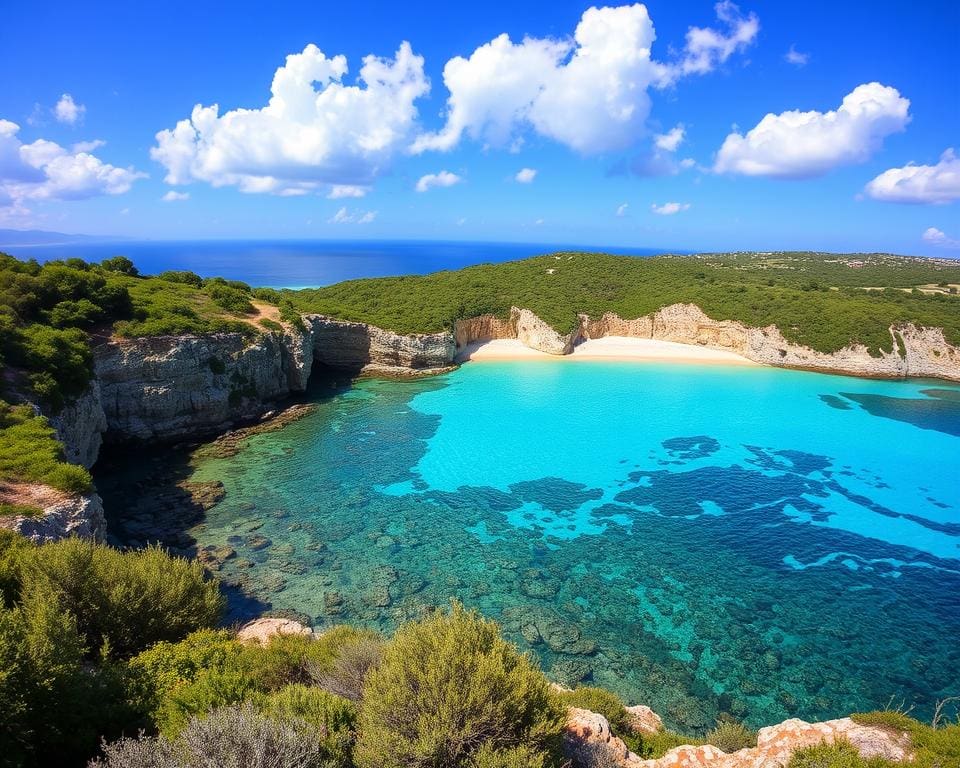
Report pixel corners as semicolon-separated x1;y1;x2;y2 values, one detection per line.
564;706;913;768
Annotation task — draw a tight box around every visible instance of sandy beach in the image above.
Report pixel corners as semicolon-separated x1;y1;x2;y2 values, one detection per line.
456;336;759;366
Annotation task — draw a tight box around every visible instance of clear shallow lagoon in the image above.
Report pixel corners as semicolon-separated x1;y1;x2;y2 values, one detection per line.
109;361;960;731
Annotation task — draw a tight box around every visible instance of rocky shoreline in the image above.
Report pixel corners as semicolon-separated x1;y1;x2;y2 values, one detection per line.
10;303;960;542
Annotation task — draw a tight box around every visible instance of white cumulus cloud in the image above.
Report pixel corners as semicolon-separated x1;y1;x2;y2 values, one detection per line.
616;202;629;217
678;1;759;75
651;201;690;215
328;206;377;224
515;167;537;183
151;42;429;196
415;170;462;192
0;119;145;211
922;227;960;248
654;125;685;152
412;3;757;156
161;190;189;202
327;185;369;199
714;82;910;178
865;148;960;204
784;45;809;67
54;94;85;125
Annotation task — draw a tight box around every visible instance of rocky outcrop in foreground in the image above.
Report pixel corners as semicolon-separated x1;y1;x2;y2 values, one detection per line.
564;707;912;768
2;492;106;543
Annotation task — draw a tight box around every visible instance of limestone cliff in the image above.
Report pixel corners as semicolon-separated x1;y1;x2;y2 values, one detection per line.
1;492;106;544
582;303;960;381
50;380;106;469
94;329;312;442
454;307;580;355
306;315;456;375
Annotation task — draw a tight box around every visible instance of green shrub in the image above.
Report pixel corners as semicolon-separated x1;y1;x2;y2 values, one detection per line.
355;603;565;768
92;704;331;768
852;710;960;767
262;684;356;765
205;284;254;315
704;719;757;752
787;740;891;768
260;317;283;332
0;503;42;518
157;270;203;287
19;540;223;659
556;686;629;733
622;728;696;760
156;664;264;737
0;589;133;767
100;256;139;276
0;531;30;606
310;629;385;701
469;743;551;768
0;401;93;493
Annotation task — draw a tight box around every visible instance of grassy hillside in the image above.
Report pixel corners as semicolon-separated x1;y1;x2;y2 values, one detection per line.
288;252;960;355
0;254;272;410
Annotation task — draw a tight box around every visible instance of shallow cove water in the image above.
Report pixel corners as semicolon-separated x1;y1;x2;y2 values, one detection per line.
106;360;960;731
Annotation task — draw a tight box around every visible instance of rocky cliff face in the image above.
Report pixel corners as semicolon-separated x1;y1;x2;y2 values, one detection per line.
50;381;107;469
583;303;960;381
94;329;312;442
306;315;456;375
455;307;580;355
2;492;106;544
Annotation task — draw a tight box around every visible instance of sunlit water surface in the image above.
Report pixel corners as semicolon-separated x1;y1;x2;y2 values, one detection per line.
108;361;960;730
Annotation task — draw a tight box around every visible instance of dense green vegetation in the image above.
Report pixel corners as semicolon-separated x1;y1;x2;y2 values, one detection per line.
289;252;960;355
0;531;956;768
0;402;92;499
0;253;264;411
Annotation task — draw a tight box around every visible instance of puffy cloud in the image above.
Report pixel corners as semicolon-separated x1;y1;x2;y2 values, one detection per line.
0;120;145;210
654;125;685;152
415;170;462;192
922;227;960;248
714;82;910;178
784;45;809;67
651;201;690;215
54;94;85;125
515;167;537;183
865;148;960;204
616;202;629;217
152;42;429;195
328;206;377;224
161;190;189;202
327;185;369;199
412;3;757;155
678;1;759;75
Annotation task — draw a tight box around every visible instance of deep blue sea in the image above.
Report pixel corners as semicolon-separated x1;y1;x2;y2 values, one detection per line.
5;239;674;287
100;360;960;732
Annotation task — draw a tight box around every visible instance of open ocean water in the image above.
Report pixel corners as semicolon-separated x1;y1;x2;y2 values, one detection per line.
4;239;675;287
99;359;960;732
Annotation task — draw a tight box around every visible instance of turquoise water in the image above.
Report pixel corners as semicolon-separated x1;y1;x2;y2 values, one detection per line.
115;361;960;730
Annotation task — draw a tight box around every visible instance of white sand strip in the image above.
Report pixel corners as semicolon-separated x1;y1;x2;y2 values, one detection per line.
457;337;758;366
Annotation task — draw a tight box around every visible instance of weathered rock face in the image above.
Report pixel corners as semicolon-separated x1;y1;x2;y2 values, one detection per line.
582;304;960;381
3;492;106;544
94;330;312;442
50;381;106;469
306;315;456;375
563;707;914;768
453;313;516;348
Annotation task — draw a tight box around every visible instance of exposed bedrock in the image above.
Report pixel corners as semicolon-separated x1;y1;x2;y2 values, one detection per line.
93;327;314;443
1;492;106;544
305;314;456;375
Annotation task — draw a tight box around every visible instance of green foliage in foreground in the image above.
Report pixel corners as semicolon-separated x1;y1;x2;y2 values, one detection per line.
289;252;960;354
0;401;92;494
0;535;222;767
1;532;956;768
355;604;566;768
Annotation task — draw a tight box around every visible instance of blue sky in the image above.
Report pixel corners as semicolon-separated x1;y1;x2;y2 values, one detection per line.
1;0;958;255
